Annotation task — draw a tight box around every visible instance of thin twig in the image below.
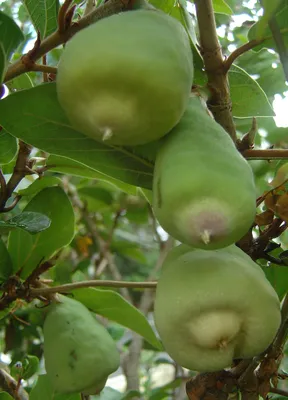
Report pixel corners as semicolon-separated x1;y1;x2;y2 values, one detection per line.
268;293;288;358
243;148;288;160
2;195;22;212
42;55;48;82
270;387;288;396
224;40;264;72
30;280;157;296
0;369;29;400
0;169;7;201
58;0;74;33
32;64;57;75
0;141;33;211
4;0;131;83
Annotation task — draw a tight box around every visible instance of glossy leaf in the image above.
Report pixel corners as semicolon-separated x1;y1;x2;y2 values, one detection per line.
8;187;75;278
229;65;274;117
47;155;141;196
5;73;34;91
0;238;13;282
22;355;40;380
78;186;114;211
0;211;51;234
72;288;162;350
22;0;60;39
264;265;288;300
213;0;233;15
0;393;14;400
0;83;154;189
0;129;17;164
17;176;62;196
0;44;6;84
0;11;24;82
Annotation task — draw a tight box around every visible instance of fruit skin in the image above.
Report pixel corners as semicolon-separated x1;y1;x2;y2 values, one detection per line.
154;244;281;372
43;295;120;394
56;9;193;146
152;95;256;250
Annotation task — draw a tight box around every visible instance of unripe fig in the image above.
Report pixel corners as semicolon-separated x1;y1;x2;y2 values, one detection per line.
152;96;256;249
56;9;193;146
43;295;120;395
154;244;281;372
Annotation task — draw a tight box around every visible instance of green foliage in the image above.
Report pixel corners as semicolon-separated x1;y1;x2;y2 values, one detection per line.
8;186;75;278
0;83;154;189
0;10;24;83
72;288;162;350
22;0;60;39
0;0;287;398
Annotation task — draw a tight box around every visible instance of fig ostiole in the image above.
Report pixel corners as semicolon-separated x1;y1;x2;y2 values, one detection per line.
154;244;281;372
43;295;120;395
57;9;193;146
152;95;256;250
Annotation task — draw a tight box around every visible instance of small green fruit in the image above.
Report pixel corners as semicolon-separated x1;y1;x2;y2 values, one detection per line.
43;295;120;394
154;244;281;372
57;9;193;146
152;96;256;249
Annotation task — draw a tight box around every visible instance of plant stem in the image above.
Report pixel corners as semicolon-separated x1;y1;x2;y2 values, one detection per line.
32;64;58;74
30;280;157;296
243;148;288;159
270;387;288;397
4;0;131;83
224;40;264;71
194;0;237;141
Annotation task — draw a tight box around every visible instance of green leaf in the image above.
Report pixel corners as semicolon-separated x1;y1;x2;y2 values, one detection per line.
252;0;282;39
0;11;24;82
22;355;39;380
0;238;13;282
22;0;60;39
72;288;162;350
229;65;274;117
0;83;154;189
47;155;141;196
0;129;18;164
17;176;62;196
0;44;6;84
264;265;288;300
5;72;34;91
8;187;75;278
150;378;183;400
248;6;288;52
0;211;51;234
0;393;14;400
213;0;233;15
78;186;114;211
30;374;81;400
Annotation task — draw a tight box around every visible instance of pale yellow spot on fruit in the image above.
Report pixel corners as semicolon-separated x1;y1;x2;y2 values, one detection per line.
101;127;113;141
200;229;211;245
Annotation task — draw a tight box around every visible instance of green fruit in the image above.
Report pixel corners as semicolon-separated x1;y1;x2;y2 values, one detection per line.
43;295;120;394
56;9;193;146
154;244;281;372
152;96;256;250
